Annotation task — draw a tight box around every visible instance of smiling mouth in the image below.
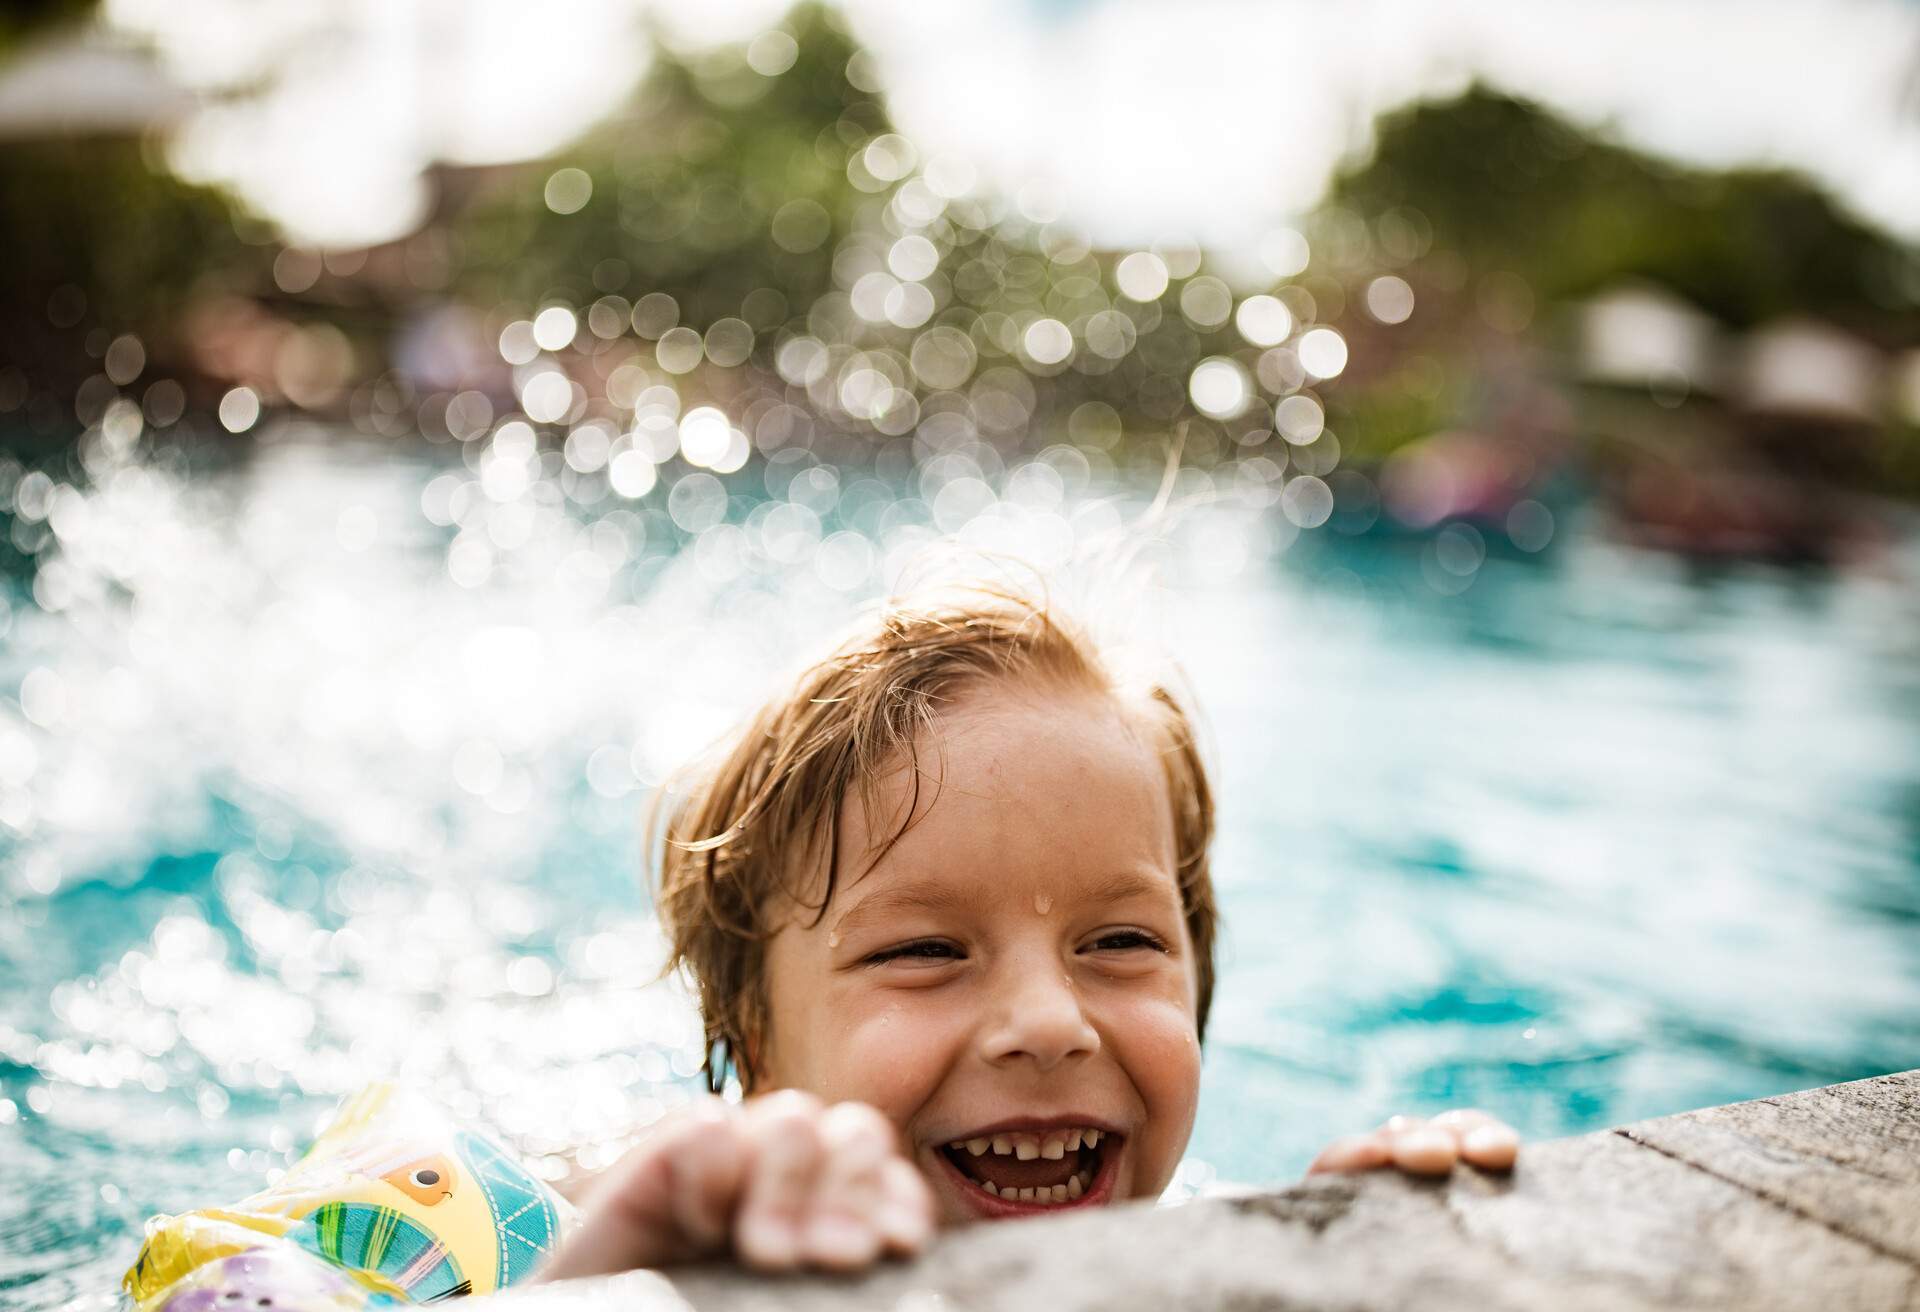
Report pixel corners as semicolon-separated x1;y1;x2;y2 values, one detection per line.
937;1126;1117;1209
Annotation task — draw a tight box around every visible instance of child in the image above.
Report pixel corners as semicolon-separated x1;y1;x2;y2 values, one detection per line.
541;580;1519;1280
125;579;1520;1310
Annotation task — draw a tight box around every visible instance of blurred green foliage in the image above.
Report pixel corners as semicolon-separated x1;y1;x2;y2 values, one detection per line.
457;2;875;325
1326;85;1919;501
1332;360;1474;464
1;2;1914;514
1332;86;1919;341
0;0;95;56
0;138;262;379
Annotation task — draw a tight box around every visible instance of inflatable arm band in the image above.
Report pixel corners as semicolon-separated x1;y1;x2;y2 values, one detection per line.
124;1085;574;1312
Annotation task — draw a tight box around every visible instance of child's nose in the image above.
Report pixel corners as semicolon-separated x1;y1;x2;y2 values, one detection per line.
979;964;1100;1071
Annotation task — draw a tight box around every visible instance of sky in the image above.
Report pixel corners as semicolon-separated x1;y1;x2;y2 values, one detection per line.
95;0;1920;251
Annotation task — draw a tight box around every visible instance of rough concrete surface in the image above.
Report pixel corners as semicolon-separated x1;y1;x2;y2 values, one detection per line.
497;1068;1920;1312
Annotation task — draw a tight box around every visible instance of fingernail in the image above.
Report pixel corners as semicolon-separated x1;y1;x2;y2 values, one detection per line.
885;1203;931;1245
1465;1125;1519;1164
806;1215;869;1260
1395;1128;1455;1174
741;1214;797;1265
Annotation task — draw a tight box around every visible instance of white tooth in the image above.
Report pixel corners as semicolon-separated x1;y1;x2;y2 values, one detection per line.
967;1138;989;1156
1017;1187;1037;1202
982;1181;999;1196
992;1135;1013;1155
1041;1136;1065;1160
1015;1138;1039;1161
1050;1184;1068;1202
1083;1129;1102;1148
1067;1174;1084;1199
1065;1129;1083;1151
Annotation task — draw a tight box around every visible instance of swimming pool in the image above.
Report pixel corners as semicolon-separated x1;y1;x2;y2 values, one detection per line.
2;439;1917;1309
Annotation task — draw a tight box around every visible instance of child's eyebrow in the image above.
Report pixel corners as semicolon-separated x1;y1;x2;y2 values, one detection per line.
831;880;972;936
831;870;1176;937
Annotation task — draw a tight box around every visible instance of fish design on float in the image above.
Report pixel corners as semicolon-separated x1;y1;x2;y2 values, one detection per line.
125;1085;571;1312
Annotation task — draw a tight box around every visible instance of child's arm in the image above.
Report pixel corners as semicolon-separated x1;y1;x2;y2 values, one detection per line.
538;1090;933;1279
1306;1109;1520;1176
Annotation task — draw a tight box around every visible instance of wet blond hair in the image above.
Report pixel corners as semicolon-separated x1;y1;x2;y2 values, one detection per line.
651;579;1217;1092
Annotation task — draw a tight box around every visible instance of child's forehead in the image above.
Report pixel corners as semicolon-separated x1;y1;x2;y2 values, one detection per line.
857;681;1164;815
776;677;1180;924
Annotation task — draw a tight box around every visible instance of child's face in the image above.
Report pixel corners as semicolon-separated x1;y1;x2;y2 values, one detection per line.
757;682;1202;1225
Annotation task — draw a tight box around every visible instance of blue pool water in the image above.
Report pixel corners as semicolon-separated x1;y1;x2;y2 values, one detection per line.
1;439;1917;1308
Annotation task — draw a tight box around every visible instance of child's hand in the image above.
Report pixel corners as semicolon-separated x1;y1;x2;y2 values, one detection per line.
538;1091;934;1280
1306;1109;1520;1177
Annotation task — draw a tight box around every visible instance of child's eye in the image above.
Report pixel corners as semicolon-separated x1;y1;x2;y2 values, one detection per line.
1088;929;1168;953
865;939;963;965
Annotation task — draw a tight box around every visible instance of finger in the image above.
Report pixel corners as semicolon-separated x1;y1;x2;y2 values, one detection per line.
539;1102;735;1281
664;1106;749;1250
1388;1126;1458;1176
1428;1109;1498;1138
1307;1132;1393;1175
735;1091;826;1270
874;1157;935;1256
799;1104;895;1270
1460;1122;1520;1171
1429;1109;1519;1171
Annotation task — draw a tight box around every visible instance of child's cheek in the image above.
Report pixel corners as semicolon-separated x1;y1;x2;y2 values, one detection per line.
817;994;959;1125
1109;994;1203;1198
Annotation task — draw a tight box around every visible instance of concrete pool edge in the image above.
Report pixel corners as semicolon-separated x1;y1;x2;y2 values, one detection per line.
497;1068;1920;1311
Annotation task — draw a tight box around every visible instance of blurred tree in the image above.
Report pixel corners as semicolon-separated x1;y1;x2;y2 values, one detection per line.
454;1;881;328
1331;86;1919;343
0;0;95;57
0;137;262;429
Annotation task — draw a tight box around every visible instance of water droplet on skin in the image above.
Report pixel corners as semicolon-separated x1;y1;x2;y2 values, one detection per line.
1033;893;1052;915
827;930;842;949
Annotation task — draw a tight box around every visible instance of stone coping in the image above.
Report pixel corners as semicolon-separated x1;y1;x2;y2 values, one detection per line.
497;1068;1920;1311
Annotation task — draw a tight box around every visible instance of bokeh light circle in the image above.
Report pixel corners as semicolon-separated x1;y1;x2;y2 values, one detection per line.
544;168;592;216
1234;295;1293;347
1507;500;1555;552
218;387;260;433
1189;358;1251;419
1298;327;1349;379
608;449;658;499
1179;277;1233;329
1365;275;1416;325
655;326;704;375
1023;318;1074;366
888;235;940;282
678;407;733;468
1115;252;1169;302
746;29;798;76
533;306;577;352
1274;394;1325;444
1281;475;1334;528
